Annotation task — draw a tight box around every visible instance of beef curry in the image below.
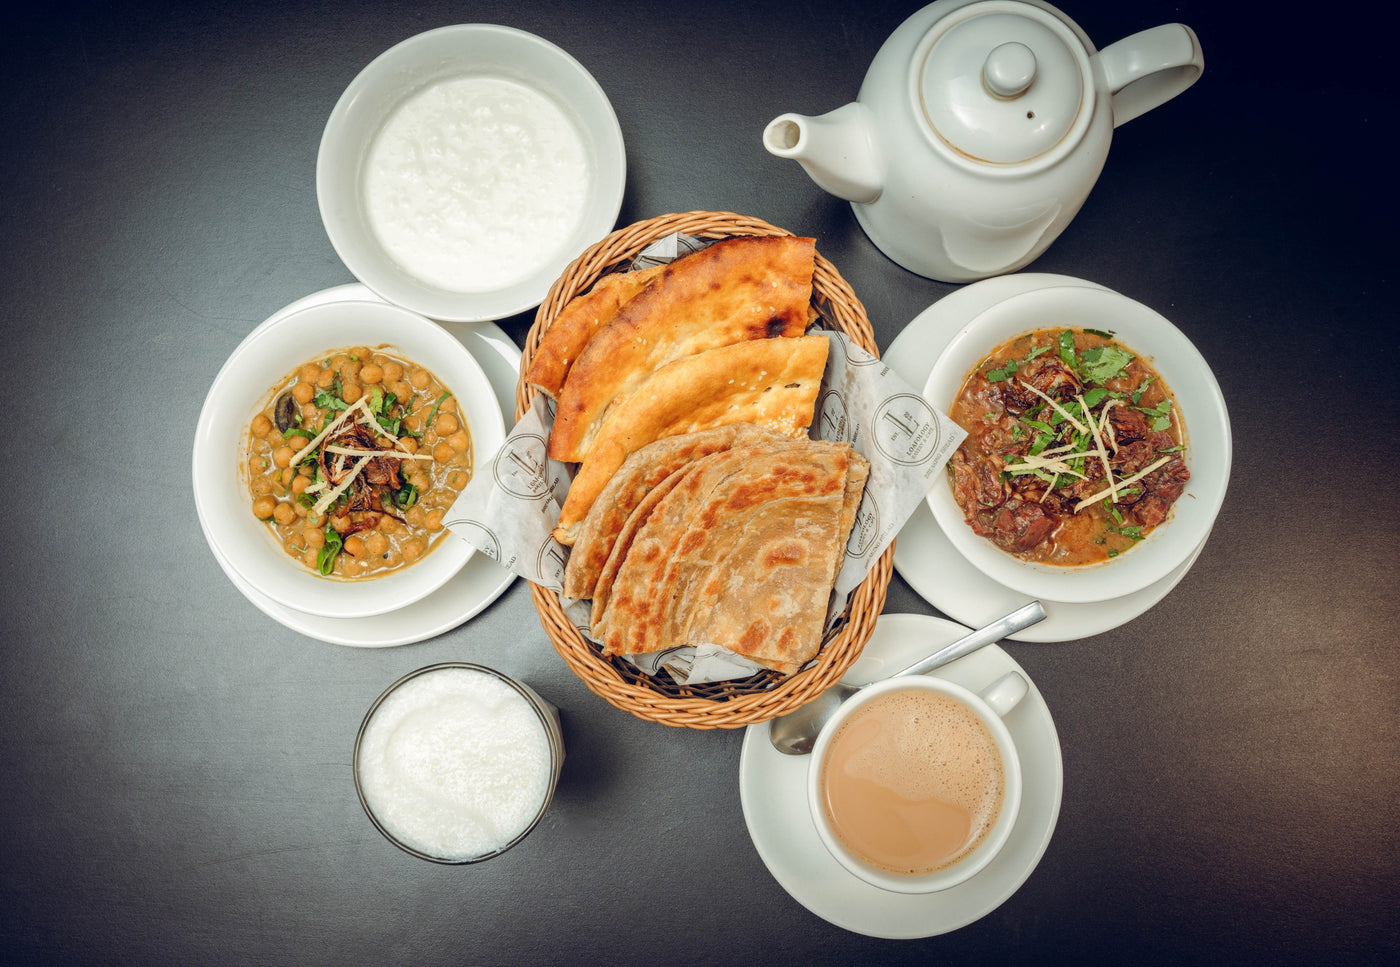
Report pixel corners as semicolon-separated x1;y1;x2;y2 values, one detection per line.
947;328;1189;566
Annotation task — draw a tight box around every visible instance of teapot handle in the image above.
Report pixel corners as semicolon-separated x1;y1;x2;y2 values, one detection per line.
1096;24;1204;127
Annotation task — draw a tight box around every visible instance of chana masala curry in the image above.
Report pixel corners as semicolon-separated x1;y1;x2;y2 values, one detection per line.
948;328;1189;566
244;346;472;579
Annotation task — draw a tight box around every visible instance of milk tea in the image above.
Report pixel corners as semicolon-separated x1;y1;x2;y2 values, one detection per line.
819;687;1005;876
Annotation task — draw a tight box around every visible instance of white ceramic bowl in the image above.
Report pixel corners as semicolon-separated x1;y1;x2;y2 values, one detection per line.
317;24;626;322
192;300;506;619
924;284;1231;604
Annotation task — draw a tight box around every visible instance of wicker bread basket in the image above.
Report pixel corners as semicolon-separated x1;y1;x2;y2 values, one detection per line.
517;211;893;728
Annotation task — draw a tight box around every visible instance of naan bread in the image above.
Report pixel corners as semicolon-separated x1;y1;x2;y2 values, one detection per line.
595;441;869;675
561;423;785;601
548;235;817;462
524;264;666;399
552;333;829;545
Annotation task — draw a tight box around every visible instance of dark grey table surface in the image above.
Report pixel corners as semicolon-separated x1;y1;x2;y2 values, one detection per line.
3;1;1396;965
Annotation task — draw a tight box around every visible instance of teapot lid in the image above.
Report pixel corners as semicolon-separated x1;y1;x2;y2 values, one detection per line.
916;2;1092;166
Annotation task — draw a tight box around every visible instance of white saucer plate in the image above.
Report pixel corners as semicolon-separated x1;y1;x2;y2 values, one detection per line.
197;284;519;647
740;614;1063;939
888;273;1209;642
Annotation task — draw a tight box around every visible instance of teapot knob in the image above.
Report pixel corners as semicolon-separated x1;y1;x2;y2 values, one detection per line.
984;42;1037;98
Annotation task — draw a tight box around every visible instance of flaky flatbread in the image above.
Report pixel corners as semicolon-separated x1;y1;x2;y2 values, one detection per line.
595;441;869;674
552;333;829;546
562;423;786;601
548;235;817;463
524;264;666;399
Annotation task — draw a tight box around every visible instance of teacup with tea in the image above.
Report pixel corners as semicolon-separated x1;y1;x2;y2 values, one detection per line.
808;671;1027;893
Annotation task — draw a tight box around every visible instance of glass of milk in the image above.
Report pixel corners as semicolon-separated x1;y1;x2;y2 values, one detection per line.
354;662;564;863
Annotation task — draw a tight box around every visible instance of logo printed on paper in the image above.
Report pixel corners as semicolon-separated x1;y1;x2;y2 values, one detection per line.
847;494;881;559
493;432;552;500
872;393;941;466
817;388;850;443
449;519;502;561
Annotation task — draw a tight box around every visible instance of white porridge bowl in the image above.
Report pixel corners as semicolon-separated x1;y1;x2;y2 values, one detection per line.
192;300;506;619
923;284;1231;604
317;24;627;323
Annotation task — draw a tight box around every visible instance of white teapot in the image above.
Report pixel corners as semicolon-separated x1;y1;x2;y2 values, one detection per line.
763;0;1202;283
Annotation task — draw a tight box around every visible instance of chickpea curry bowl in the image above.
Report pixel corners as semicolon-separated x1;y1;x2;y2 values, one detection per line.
923;284;1231;605
193;299;506;619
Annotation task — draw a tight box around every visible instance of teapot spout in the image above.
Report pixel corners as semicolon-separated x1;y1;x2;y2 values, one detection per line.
763;103;883;205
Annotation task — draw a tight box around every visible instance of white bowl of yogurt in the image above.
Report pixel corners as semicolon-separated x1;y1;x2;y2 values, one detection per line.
318;24;626;322
354;663;565;864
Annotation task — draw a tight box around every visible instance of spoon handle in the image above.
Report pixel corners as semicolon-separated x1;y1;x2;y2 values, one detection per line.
892;601;1047;678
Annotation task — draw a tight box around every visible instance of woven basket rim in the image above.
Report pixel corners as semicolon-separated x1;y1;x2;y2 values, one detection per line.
520;211;892;729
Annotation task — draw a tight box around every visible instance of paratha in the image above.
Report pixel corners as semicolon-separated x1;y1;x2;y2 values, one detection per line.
547;235;817;463
595;441;868;674
561;423;786;601
552;333;829;546
524;264;666;399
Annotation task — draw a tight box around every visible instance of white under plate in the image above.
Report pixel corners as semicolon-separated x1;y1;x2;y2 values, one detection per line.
198;284;519;647
740;614;1063;939
888;274;1208;642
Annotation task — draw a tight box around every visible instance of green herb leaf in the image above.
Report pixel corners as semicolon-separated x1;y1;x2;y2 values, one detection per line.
1077;346;1135;383
1024;344;1052;361
986;360;1017;381
316;527;343;576
314;390;348;412
1084;328;1115;339
423;390;453;430
1082;386;1108;408
1058;331;1076;367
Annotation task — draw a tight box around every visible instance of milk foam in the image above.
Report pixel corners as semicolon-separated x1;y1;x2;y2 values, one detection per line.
357;668;553;861
362;75;591;293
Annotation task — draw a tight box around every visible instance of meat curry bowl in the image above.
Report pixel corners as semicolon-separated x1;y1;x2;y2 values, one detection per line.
193;299;505;619
923;285;1231;604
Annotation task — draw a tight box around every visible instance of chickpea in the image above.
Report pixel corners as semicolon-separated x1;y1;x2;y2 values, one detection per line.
291;381;315;404
378;515;404;535
339;358;361;381
272;502;297;526
383;548;403;569
439;396;458;414
365;532;389;556
391;379;413;402
359;363;384;385
291;475;311;496
298;363;320;383
344;535;367;558
253;495;278;519
401;538;426;564
271;445;293;468
410;369;430;390
317;368;336;389
397;436;419;455
449;431;471;453
341;381;363;404
409;471;432;491
349;345;371;362
434;412;459;435
432;442;454;463
406;505;426;528
301;549;319;569
330;514;352;534
284;433;309;453
382;361;404;382
301;402;319;423
424;509;445;532
251;414;274;438
303;525;325;549
402;413;422;434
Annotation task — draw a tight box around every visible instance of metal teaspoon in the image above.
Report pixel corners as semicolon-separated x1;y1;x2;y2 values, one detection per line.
766;600;1047;756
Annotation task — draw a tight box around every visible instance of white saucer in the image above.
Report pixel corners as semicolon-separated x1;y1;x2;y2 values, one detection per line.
740;614;1063;939
198;284;519;647
888;274;1209;642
